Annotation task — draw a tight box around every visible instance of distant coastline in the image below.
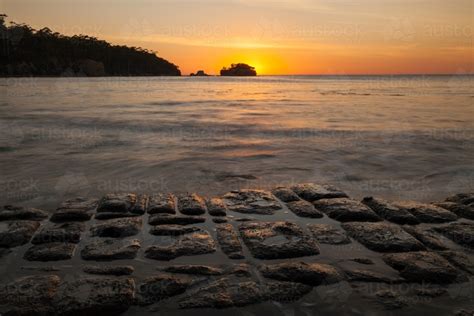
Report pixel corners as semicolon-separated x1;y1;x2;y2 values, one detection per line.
0;16;181;77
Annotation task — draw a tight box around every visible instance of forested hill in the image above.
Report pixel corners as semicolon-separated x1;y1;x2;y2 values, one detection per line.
0;15;181;76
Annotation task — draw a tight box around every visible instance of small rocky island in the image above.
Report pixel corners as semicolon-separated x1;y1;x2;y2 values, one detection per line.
190;70;209;76
0;183;473;315
220;63;257;76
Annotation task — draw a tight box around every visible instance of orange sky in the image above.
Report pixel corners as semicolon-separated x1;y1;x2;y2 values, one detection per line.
3;0;473;75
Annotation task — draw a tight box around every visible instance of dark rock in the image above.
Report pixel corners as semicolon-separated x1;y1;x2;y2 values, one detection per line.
350;258;375;265
432;222;474;248
437;250;474;275
212;217;228;223
90;217;142;238
32;222;85;244
145;229;216;260
0;275;60;315
307;223;351;245
0;205;48;221
178;193;207;215
162;265;224;275
434;201;474;220
455;309;474;316
97;193;147;215
137;274;194;305
239;221;320;259
149;225;201;236
362;197;419;225
222;189;282;215
258;261;342;286
374;289;407;310
413;286;447;297
206;197;227;216
50;197;97;222
343;268;403;283
216;223;244;259
0;220;40;247
147;193;176;214
179;278;266;309
402;225;448;250
342;222;425;252
290;183;348;201
81;238;141;260
313;198;381;222
383;251;460;283
286;200;324;218
445;193;474;205
54;278;135;315
148;214;205;225
24;242;76;261
83;265;134;276
265;281;312;302
227;263;252;277
394;201;458;223
271;186;300;202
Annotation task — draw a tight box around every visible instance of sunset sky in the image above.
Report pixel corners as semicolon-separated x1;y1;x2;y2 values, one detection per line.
3;0;473;75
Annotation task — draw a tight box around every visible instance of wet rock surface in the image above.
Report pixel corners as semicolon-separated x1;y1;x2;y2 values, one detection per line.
286;200;324;218
342;222;425;252
54;278;135;315
290;183;348;201
383;251;460;283
239;221;320;259
435;201;474;220
313;198;382;222
206;197;227;216
0;205;48;221
0;185;473;314
259;261;342;286
307;223;351;245
90;217;142;238
24;242;76;261
271;186;300;202
394;201;458;223
216;223;244;259
136;274;194;305
147;193;176;214
97;193;147;217
50;198;97;222
32;222;85;244
145;229;216;260
0;220;40;247
432;222;474;248
362;196;420;225
0;275;60;315
403;225;449;250
178;193;207;215
81;238;141;260
222;189;282;215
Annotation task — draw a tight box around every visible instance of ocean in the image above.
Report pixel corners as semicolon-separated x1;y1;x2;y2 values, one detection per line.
1;75;473;209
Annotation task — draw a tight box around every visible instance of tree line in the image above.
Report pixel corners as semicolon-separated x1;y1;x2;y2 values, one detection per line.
0;14;181;76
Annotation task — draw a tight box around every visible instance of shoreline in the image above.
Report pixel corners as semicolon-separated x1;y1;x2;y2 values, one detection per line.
0;183;473;315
